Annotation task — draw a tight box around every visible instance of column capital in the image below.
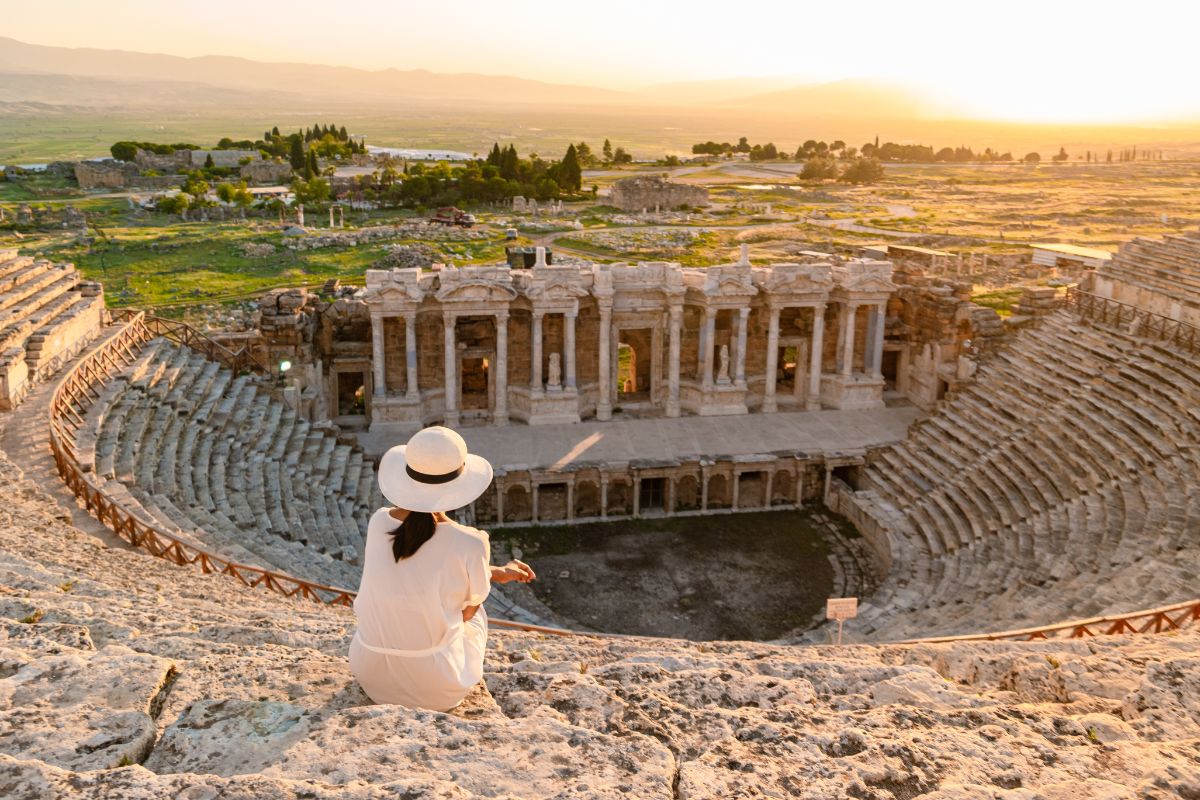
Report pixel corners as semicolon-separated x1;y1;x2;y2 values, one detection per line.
738;306;750;318
704;306;717;320
532;309;545;320
494;309;509;323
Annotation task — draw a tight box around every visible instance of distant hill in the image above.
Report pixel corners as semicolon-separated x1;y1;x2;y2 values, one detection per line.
0;36;635;107
723;78;953;119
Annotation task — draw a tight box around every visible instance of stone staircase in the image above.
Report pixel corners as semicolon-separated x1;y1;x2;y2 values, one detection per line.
2;449;1199;798
852;310;1200;641
0;248;104;410
79;338;381;590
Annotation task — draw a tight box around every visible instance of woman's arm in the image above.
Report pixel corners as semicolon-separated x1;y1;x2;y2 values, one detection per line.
490;559;536;584
462;604;480;622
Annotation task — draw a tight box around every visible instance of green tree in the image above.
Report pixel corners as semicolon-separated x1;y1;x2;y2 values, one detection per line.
307;149;320;177
291;177;330;205
1052;146;1069;163
602;139;613;163
110;142;139;161
839;157;884;184
560;143;582;191
203;153;215;169
216;181;254;206
1023;152;1041;164
181;172;210;198
800;157;837;180
289;136;305;171
612;147;633;164
271;126;281;138
735;136;751;153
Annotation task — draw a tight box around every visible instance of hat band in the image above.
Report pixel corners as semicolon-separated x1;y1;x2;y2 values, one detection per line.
406;463;465;485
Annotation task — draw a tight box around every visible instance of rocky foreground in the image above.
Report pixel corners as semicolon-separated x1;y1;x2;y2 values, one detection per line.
0;452;1198;798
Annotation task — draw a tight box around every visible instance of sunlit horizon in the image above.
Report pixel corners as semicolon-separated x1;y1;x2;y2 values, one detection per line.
6;0;1200;126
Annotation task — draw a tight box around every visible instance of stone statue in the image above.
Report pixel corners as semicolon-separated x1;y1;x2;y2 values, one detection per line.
547;352;562;390
716;344;731;384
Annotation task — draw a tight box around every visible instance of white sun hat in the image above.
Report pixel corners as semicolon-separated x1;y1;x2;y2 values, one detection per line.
378;426;493;513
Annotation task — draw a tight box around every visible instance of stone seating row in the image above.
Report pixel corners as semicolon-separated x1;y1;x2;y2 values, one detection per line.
853;310;1199;640
85;338;383;590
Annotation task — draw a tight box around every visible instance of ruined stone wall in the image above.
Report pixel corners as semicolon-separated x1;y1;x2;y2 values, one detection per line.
240;160;294;185
608;177;709;212
74;161;138;189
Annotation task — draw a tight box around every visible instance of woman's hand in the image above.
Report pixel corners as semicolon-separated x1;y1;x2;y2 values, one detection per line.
490;559;536;584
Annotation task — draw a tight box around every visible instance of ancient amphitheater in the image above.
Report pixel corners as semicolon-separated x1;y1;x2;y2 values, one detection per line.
0;233;1198;797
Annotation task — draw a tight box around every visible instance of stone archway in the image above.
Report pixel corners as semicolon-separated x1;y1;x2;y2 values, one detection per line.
575;480;600;518
675;474;700;511
505;485;531;522
607;480;632;516
772;470;794;505
707;474;730;509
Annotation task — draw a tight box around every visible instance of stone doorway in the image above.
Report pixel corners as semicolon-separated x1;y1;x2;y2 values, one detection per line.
616;328;653;405
336;371;366;417
460;355;491;418
639;477;666;513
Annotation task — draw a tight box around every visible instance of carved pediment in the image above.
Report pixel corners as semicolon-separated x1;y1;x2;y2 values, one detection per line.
526;279;590;300
436;281;519;303
364;284;424;303
760;264;834;295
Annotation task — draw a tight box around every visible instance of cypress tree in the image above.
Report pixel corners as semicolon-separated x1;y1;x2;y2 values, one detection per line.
289;136;305;170
339;125;348;141
561;143;582;191
204;153;215;169
271;126;280;137
307;149;319;176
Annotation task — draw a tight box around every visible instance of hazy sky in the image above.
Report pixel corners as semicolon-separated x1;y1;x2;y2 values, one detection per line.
7;0;1200;122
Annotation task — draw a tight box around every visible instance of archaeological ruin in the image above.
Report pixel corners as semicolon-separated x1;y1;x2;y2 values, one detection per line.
0;248;105;410
1;222;1198;797
608;175;710;212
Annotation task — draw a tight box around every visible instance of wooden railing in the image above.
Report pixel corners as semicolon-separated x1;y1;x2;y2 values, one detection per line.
109;308;269;375
46;312;570;634
1065;286;1200;355
47;314;1200;645
902;598;1200;644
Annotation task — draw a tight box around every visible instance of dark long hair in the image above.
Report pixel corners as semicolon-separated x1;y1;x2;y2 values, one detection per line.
389;511;437;561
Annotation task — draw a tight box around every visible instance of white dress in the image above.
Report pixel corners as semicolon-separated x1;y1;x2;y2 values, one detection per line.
349;508;491;712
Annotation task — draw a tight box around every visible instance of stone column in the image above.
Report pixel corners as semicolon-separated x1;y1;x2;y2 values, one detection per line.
667;304;682;417
530;311;544;397
566;478;575;522
495;481;504;524
732;471;740;510
564;310;577;390
870;303;886;379
443;312;458;425
404;312;419;401
531;483;539;524
371;312;385;397
600;474;609;518
840;303;858;377
763;305;781;412
807;303;825;411
494;311;509;425
598;305;613;420
700;464;710;511
701;307;717;388
632;475;641;518
735;307;750;388
765;470;774;508
667;477;676;514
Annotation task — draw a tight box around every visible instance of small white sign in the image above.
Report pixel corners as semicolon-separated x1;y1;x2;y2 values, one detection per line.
826;597;858;621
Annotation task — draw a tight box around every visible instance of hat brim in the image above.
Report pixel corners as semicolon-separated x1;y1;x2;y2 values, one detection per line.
377;444;494;513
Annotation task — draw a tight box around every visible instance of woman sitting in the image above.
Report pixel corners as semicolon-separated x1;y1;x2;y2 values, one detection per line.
350;426;535;712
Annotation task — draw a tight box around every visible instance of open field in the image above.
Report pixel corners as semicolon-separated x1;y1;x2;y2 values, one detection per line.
2;161;1196;319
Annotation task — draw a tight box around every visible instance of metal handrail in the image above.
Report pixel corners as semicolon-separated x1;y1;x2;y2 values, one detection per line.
47;315;1200;644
